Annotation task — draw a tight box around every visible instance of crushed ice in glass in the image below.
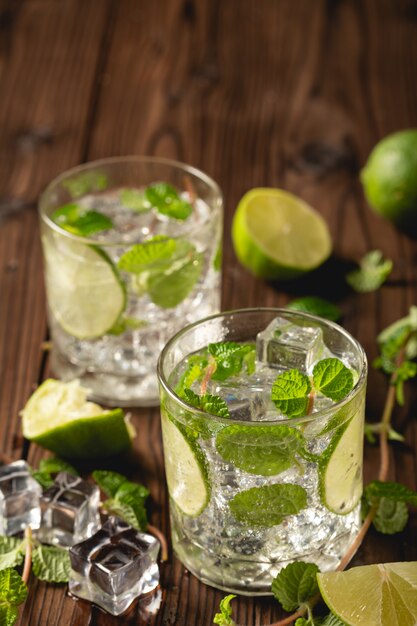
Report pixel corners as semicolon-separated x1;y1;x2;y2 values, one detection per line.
256;317;326;373
38;472;100;547
69;516;160;616
0;461;41;535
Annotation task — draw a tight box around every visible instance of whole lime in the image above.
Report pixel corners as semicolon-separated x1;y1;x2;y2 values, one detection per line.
360;129;417;231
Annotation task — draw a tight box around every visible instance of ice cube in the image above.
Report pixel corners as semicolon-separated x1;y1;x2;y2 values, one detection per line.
256;317;325;372
0;461;41;535
69;516;160;616
38;472;100;547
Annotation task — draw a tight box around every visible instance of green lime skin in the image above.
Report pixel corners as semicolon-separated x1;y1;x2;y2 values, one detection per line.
361;129;417;232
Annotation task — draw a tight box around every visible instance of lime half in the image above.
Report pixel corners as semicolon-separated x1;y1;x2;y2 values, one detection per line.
42;234;125;339
318;409;364;514
21;379;134;459
232;188;332;279
317;562;417;626
161;411;210;516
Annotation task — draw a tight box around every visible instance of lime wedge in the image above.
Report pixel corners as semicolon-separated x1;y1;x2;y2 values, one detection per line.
317;562;417;626
232;188;332;279
160;410;210;516
21;379;134;459
42;234;125;339
318;409;364;514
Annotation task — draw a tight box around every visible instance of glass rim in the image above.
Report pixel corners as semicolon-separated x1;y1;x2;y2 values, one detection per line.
38;155;223;246
157;307;368;427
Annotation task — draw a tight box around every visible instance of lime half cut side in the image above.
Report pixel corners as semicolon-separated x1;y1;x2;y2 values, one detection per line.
317;562;417;626
21;379;134;459
232;188;332;279
161;411;210;517
42;233;126;339
318;409;364;514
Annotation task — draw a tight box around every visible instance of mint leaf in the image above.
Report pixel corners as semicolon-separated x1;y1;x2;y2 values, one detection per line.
92;470;128;498
272;561;320;611
32;545;71;583
117;236;176;273
147;250;203;308
184;389;230;418
213;594;236;625
394;360;417;405
313;358;353;402
364;480;417;507
0;538;24;571
208;342;257;381
287;297;341;322
175;354;208;397
0;568;27;626
115;480;150;503
271;369;311;418
51;203;113;236
120;188;150;212
102;499;146;530
213;242;222;271
62;172;107;198
373;498;408;534
107;315;147;336
346;250;393;293
377;306;417;361
216;425;306;476
229;484;307;527
321;615;346;626
39;457;79;476
145;183;192;220
31;470;54;489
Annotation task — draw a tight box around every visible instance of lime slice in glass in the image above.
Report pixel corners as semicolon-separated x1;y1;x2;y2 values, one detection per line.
318;409;364;514
21;379;134;459
317;562;417;626
42;234;125;339
161;411;210;516
231;188;332;279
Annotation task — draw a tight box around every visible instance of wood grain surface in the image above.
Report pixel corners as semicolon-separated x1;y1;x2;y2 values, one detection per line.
0;1;416;624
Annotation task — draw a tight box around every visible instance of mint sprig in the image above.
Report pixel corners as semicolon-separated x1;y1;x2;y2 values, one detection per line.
32;457;78;489
287;297;341;322
51;203;113;236
346;249;393;293
145;182;192;220
184;389;230;418
213;594;236;625
93;470;150;530
0;569;27;626
271;369;311;418
208;342;256;381
362;480;417;534
271;561;319;612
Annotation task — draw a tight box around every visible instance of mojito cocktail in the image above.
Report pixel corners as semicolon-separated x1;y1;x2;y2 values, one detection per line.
158;309;367;594
39;157;222;406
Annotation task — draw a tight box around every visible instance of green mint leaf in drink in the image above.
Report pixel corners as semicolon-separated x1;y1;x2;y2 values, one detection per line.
31;470;54;489
0;568;27;626
38;457;79;477
271;561;320;612
184;389;230;418
312;358;354;402
147;249;203;308
372;498;409;534
271;369;311;418
363;480;417;507
175;354;208;397
92;470;129;498
346;249;393;293
117;236;177;273
51;203;113;236
208;342;256;381
229;483;307;527
0;538;25;571
287;297;341;322
107;315;147;336
145;182;193;220
216;425;306;476
62;172;108;198
32;545;71;583
120;188;151;212
213;594;236;625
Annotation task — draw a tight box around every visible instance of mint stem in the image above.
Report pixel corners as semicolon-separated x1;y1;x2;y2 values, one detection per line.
22;527;33;585
183;175;197;208
147;524;168;562
200;359;217;395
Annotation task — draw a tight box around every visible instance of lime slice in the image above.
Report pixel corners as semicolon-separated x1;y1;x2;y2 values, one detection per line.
317;562;417;626
160;410;210;516
232;188;332;279
318;409;364;514
42;234;125;339
21;379;134;459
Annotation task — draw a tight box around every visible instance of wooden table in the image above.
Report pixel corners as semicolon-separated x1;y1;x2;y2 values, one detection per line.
1;1;416;624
